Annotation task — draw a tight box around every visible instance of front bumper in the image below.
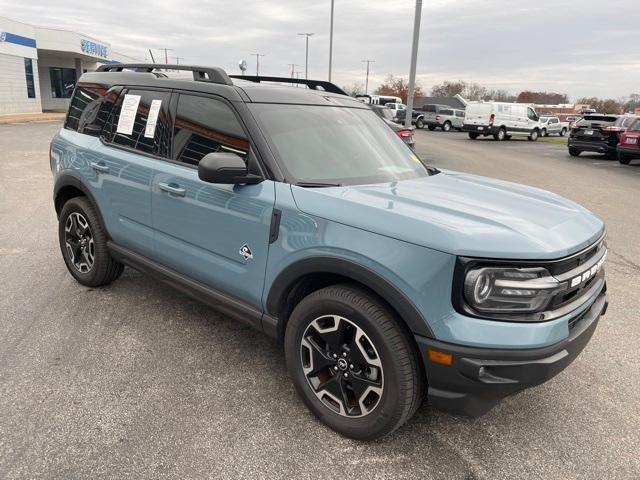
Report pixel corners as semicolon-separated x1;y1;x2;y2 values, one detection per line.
415;291;608;417
568;138;616;155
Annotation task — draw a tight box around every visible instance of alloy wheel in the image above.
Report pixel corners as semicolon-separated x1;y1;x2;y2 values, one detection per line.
64;212;95;273
300;315;384;418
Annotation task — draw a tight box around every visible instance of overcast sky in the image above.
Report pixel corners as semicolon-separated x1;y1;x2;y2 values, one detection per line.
3;0;639;100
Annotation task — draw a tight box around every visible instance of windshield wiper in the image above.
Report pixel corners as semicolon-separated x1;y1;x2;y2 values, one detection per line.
295;182;342;188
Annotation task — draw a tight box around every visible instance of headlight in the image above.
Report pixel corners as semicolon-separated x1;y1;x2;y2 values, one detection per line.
463;266;566;314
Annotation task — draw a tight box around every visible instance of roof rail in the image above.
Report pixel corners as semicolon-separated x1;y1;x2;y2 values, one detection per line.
95;64;233;86
229;75;348;96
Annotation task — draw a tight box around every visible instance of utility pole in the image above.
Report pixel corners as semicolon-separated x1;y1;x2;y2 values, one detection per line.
160;48;173;64
328;0;335;81
251;53;265;76
297;33;314;79
174;56;184;65
288;63;301;78
405;0;423;129
361;59;375;95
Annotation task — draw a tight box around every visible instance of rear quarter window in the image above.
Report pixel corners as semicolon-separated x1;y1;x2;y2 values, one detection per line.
439;109;453;116
422;105;437;112
629;120;640;132
65;84;117;136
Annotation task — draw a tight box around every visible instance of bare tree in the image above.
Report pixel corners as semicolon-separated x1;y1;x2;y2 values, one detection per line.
343;82;365;97
375;75;424;103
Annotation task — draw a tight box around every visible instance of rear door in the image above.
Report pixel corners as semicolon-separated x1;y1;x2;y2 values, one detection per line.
150;92;275;309
91;87;172;257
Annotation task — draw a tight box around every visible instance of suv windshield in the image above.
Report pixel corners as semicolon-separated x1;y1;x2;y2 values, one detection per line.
250;104;428;185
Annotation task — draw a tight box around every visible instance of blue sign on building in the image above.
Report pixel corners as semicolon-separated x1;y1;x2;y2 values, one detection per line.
0;31;37;48
80;39;108;58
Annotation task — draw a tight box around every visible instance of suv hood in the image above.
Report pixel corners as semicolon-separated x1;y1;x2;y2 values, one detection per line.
290;171;604;259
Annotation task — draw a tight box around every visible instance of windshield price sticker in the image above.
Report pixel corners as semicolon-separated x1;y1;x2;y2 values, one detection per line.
144;99;162;138
116;94;142;135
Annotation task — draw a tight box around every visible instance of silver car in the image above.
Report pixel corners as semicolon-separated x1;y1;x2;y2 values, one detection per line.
540;116;569;137
423;104;466;132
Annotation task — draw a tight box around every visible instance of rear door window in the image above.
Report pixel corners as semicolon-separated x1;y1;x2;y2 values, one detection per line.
439;109;453;116
102;88;172;158
66;84;119;136
172;94;249;166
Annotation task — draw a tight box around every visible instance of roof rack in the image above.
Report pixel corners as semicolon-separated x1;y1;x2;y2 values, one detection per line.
95;64;233;86
229;75;347;96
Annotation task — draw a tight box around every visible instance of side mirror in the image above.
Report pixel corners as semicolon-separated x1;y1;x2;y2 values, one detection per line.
198;152;262;185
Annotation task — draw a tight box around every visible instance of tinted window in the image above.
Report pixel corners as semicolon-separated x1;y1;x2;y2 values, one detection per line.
24;58;35;98
527;108;538;121
422;105;437;112
455;111;465;117
173;94;249;166
66;84;117;136
103;89;172;158
439;109;453;116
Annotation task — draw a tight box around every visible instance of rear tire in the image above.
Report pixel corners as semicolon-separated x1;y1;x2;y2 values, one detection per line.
493;128;506;141
541;128;547;137
415;118;425;129
58;197;124;287
528;129;539;141
618;152;631;164
559;128;567;137
284;284;424;440
468;132;479;140
442;121;451;132
569;147;581;157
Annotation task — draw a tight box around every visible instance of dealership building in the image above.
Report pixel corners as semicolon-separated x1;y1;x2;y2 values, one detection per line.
0;16;139;115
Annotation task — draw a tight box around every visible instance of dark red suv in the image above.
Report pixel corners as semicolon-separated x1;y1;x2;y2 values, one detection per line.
617;118;640;165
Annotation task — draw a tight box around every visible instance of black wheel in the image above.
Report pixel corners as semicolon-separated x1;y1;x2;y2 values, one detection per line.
58;196;124;287
415;118;425;129
493;128;506;141
618;152;631;164
285;284;423;440
427;124;436;131
528;129;539;141
442;121;451;132
468;132;479;140
541;128;547;137
568;147;581;157
559;128;567;137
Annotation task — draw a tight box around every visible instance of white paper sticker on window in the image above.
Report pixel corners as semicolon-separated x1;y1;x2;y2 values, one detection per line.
144;99;162;138
116;94;141;135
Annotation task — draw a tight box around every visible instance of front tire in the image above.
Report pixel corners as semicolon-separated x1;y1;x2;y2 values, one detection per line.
285;284;423;440
618;152;632;164
415;118;425;129
58;197;124;287
468;132;479;140
569;147;581;157
442;121;451;132
493;128;506;141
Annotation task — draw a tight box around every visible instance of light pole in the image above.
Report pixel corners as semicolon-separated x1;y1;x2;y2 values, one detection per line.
251;53;265;76
298;33;314;79
405;0;423;129
328;0;335;81
288;63;301;78
361;59;375;95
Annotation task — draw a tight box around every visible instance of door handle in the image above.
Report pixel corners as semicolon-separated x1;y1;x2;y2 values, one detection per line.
90;161;109;173
158;182;186;197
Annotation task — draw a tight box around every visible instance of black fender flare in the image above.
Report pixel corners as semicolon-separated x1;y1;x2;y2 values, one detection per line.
266;256;434;338
53;174;107;232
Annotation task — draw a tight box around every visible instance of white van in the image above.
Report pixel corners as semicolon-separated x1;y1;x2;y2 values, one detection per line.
356;95;403;106
463;102;542;141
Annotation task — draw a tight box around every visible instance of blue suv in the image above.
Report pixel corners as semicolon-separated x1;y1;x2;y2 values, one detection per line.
51;64;608;440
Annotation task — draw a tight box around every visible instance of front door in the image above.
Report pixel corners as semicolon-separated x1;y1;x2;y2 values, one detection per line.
151;92;275;310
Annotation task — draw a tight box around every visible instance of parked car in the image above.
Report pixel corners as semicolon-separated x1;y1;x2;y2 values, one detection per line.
52;64;608;440
371;105;415;150
539;116;569;137
617;118;640;164
568;115;637;158
355;94;402;106
394;104;465;131
463;102;542;141
385;102;406;113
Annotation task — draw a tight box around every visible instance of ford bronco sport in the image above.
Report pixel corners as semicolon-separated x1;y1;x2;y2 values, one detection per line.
51;64;608;440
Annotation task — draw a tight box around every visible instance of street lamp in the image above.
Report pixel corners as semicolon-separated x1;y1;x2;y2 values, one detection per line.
297;33;314;79
361;59;375;95
328;0;335;82
405;0;423;129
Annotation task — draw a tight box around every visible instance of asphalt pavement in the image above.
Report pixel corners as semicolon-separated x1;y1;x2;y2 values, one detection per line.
0;122;638;479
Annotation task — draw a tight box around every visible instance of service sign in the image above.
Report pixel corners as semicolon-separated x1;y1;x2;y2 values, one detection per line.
80;39;108;58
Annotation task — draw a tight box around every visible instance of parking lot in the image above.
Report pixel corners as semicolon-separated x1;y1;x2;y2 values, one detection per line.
1;121;639;479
